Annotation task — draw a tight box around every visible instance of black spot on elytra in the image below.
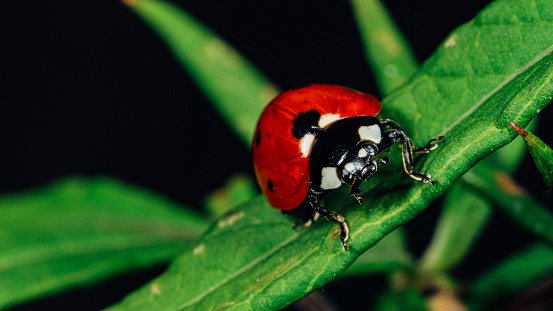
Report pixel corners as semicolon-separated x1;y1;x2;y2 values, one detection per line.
292;110;321;139
267;179;275;192
255;128;261;146
289;84;312;91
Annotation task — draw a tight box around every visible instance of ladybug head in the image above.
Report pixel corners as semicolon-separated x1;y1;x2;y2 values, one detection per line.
338;142;388;184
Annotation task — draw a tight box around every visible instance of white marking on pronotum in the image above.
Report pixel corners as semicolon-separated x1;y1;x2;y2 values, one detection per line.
344;162;355;172
299;134;316;158
358;124;382;143
318;113;340;128
320;167;342;190
358;148;368;158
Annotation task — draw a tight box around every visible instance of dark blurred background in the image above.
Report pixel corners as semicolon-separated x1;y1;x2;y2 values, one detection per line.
2;0;552;310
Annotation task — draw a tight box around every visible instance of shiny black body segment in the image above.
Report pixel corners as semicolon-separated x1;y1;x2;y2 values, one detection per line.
297;116;442;250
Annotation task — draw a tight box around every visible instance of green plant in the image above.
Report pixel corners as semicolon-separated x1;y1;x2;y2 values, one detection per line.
2;0;553;310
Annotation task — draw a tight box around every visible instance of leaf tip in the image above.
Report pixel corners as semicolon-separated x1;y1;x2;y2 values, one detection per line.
509;121;528;137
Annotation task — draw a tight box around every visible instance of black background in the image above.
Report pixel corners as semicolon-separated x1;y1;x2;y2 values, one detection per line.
3;0;553;310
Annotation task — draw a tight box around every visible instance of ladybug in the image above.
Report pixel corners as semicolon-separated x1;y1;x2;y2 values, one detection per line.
252;84;442;250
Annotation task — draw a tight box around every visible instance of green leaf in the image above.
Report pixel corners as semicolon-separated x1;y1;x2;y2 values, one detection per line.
372;288;427;311
510;121;553;194
463;163;553;246
0;177;207;310
418;182;492;272
342;228;413;277
203;175;258;219
124;0;279;145
467;243;553;311
351;0;496;276
418;114;539;273
350;0;418;95
110;1;553;309
492;117;539;174
381;0;553;143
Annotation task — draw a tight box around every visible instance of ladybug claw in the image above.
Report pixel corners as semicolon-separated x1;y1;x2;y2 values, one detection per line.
353;193;364;204
340;222;349;251
377;156;390;165
410;172;435;184
414;136;444;153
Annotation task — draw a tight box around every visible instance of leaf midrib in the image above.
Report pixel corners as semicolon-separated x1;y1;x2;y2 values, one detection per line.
437;43;553;136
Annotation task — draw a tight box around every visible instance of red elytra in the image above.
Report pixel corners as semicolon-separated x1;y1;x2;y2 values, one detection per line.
252;84;381;210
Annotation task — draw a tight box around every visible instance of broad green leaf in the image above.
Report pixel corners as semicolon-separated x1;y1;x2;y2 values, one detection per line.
467;243;553;311
418;182;492;272
350;0;418;95
0;177;207;310
381;0;553;143
110;1;553;309
124;0;278;145
463;163;553;246
510;121;553;193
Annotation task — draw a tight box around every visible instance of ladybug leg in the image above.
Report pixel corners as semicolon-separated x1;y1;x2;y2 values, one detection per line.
378;120;435;184
414;136;444;154
309;194;349;250
377;156;390;165
293;211;319;229
348;176;364;204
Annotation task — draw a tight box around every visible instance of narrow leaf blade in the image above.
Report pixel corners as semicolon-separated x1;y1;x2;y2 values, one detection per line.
124;0;279;145
463;163;553;246
0;177;207;310
467;243;553;311
350;0;418;95
510;121;553;193
419;182;492;272
203;175;258;218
